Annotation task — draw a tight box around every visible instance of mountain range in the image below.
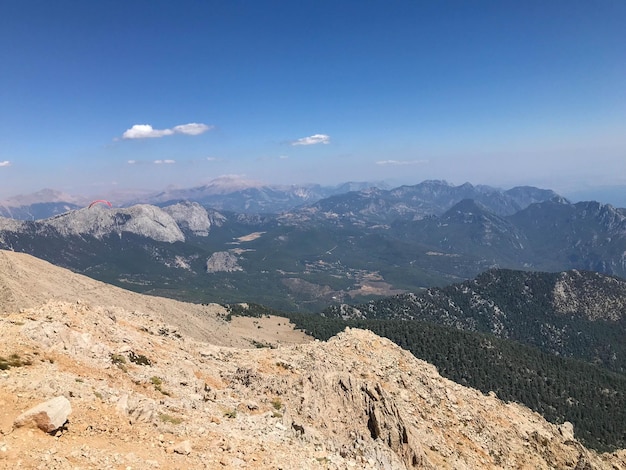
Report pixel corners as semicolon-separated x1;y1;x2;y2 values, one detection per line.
2;180;626;312
0;178;388;220
0;178;557;222
2;176;626;458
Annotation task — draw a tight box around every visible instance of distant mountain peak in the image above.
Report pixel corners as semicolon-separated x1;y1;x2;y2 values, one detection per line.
444;198;489;215
421;179;452;186
0;188;83;206
200;175;265;193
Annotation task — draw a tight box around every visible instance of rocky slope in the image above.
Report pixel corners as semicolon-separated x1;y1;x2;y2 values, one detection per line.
0;250;625;469
162;202;225;237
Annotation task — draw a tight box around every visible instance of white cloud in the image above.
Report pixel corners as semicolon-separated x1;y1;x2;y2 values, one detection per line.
279;155;289;159
376;159;429;166
123;124;174;139
173;123;212;135
291;134;330;146
0;161;10;167
127;160;137;164
122;122;212;139
154;159;176;164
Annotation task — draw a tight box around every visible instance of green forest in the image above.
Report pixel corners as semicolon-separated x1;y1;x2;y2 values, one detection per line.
323;268;626;374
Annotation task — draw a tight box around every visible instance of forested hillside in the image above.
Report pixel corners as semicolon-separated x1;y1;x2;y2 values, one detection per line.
324;268;626;374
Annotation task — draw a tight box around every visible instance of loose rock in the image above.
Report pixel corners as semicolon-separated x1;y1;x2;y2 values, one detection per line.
14;396;72;433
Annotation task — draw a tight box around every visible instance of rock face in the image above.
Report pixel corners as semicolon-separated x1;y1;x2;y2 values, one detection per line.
162;201;213;237
206;250;242;273
13;396;71;432
0;204;186;243
0;250;624;469
49;204;185;242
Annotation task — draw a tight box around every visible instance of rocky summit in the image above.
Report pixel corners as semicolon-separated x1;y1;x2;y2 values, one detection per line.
0;250;624;469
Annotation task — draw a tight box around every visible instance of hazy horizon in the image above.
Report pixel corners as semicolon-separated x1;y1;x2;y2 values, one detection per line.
3;175;626;210
2;1;625;199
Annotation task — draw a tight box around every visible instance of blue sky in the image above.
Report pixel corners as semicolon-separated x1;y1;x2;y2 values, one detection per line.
1;0;625;199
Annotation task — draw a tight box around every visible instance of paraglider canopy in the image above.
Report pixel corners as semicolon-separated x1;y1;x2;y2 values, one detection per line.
88;199;112;209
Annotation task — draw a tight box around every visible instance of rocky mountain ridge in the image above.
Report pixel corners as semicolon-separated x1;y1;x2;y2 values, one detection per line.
1;250;624;469
280;180;558;226
144;179;387;214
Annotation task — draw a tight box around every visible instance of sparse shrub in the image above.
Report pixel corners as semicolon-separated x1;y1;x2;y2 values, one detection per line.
231;367;256;386
271;398;282;411
150;376;171;396
110;353;126;364
158;413;183;425
110;353;127;372
158;327;182;339
223;409;237;419
128;351;152;366
0;353;32;370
